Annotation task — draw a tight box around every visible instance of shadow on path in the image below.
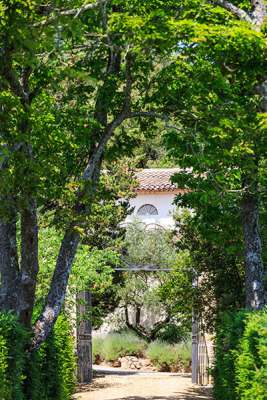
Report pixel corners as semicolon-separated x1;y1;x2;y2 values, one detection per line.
74;369;213;400
108;389;212;400
93;367;190;378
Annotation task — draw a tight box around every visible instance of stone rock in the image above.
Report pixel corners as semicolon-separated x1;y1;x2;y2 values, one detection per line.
94;354;102;365
140;359;152;367
111;360;121;368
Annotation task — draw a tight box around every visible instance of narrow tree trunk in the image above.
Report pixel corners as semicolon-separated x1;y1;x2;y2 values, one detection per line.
0;214;19;312
19;199;39;327
241;190;265;309
32;228;80;350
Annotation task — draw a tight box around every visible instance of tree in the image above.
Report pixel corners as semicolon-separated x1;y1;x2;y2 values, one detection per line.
175;210;246;332
0;0;182;349
116;221;192;342
152;0;267;310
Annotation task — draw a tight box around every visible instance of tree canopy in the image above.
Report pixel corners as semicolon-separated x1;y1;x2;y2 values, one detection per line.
0;0;266;354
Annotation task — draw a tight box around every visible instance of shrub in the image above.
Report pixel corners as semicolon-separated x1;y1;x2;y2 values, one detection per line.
0;312;76;400
213;309;267;400
213;310;248;400
0;334;9;399
155;323;191;344
101;332;147;361
92;331;191;371
25;314;76;400
235;310;267;400
92;336;105;363
92;332;147;362
146;340;191;372
0;312;28;400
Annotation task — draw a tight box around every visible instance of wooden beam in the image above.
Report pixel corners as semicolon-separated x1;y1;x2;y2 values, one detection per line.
114;268;172;271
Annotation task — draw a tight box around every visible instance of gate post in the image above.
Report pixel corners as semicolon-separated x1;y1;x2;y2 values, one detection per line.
192;310;199;384
191;270;199;384
76;291;93;384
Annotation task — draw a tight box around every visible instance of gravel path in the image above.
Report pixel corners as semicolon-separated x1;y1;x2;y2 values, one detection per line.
73;367;213;400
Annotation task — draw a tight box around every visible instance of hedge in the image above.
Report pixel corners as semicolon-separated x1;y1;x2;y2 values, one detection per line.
214;308;267;400
235;311;267;400
0;313;28;400
0;312;76;400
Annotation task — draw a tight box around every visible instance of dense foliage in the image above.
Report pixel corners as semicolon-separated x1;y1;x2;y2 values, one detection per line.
236;311;267;399
175;211;245;331
214;309;267;400
213;310;248;400
37;223;122;328
0;313;28;400
147;0;267;310
0;0;183;344
0;313;76;400
0;0;266;394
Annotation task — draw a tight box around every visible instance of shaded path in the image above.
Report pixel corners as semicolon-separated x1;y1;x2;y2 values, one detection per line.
74;367;213;400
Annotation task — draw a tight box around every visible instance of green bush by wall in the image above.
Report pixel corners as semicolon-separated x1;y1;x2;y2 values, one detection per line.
0;313;29;400
25;313;76;400
214;309;267;400
0;312;76;400
213;310;248;400
235;311;267;400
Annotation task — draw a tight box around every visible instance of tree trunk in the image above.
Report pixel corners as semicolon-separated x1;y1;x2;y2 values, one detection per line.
19;199;39;327
0;214;19;312
32;228;80;350
241;190;265;309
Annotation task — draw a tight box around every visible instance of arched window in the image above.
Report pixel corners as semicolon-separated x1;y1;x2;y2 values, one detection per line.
137;204;158;216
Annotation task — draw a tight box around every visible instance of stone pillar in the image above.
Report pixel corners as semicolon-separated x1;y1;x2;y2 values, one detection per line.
76;291;93;383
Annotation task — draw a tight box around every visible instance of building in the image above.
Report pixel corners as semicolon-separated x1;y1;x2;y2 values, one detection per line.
125;168;183;229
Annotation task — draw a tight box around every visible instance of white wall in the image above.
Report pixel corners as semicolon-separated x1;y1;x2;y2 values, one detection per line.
125;192;177;228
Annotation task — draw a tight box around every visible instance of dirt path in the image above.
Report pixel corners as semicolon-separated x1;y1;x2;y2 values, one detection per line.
73;367;213;400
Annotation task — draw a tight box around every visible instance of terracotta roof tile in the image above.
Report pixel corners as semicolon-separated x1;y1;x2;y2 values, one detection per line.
136;168;181;192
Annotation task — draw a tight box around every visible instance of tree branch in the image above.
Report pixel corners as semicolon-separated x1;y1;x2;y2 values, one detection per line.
251;0;266;28
32;50;134;350
129;111;183;132
211;0;253;23
1;61;30;106
125;308;150;341
32;228;80;350
36;0;108;27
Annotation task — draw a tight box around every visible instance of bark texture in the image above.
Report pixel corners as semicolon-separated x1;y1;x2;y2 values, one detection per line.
125;306;170;342
0;215;19;312
19;200;39;327
32;228;80;349
213;0;266;28
242;191;265;309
